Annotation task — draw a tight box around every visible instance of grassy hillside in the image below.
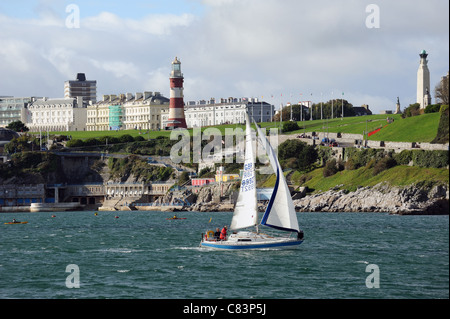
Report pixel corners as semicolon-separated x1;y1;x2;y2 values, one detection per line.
290;165;449;193
45;112;442;144
270;113;440;143
370;113;440;142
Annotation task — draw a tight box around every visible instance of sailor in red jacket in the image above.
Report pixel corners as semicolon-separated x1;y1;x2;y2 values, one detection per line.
220;226;228;240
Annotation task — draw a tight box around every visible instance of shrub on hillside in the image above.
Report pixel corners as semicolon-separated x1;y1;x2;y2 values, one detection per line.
297;144;318;172
412;150;448;168
282;121;300;132
393;149;449;168
323;159;338;177
393;150;413;166
278;139;305;160
345;148;386;169
66;139;84;148
119;134;134;143
402;103;421;118
278;139;318;171
431;105;449;144
373;157;397;176
84;138;99;146
424;104;441;113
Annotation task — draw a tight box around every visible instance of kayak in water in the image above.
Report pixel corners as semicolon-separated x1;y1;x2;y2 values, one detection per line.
166;215;187;220
4;221;28;225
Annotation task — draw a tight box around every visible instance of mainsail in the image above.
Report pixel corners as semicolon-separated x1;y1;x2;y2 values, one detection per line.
230;113;258;230
254;120;300;233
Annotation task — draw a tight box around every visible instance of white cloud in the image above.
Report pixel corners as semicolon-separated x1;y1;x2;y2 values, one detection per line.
0;0;448;114
83;11;196;35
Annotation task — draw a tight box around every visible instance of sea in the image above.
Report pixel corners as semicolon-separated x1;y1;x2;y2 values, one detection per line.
0;211;448;304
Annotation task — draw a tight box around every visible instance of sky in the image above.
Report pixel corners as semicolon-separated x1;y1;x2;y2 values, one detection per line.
0;0;448;114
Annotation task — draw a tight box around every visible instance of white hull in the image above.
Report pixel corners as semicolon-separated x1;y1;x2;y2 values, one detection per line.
200;231;303;250
30;202;83;212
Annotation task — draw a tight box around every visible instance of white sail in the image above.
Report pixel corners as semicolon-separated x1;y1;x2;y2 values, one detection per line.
230;113;258;230
254;121;300;233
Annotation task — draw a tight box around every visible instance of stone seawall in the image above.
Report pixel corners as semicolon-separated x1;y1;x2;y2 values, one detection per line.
278;132;449;153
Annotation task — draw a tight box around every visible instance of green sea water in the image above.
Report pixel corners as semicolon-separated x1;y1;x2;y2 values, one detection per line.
0;211;448;299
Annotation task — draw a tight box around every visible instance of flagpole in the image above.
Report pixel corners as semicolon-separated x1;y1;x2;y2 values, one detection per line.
260;96;263;123
331;91;334;119
321;92;323;120
280;103;283;133
290;93;292;121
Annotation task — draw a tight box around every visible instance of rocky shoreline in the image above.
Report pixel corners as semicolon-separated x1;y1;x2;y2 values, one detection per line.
150;182;449;215
292;183;449;215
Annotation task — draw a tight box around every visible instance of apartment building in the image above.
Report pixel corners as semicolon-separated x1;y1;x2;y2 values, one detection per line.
27;97;87;132
0;96;41;127
161;97;274;128
86;92;169;131
64;73;97;104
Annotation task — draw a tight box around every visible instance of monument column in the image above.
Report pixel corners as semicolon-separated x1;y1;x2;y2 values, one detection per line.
417;50;431;109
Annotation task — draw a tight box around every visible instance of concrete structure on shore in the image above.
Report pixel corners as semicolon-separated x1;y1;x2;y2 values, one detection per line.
0;184;45;207
0;177;174;212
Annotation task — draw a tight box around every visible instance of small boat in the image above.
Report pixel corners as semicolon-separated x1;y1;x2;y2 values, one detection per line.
4;221;28;225
166;217;187;220
200;113;304;250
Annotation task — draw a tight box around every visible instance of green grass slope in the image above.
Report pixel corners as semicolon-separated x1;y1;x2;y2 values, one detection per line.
45;112;442;144
291;165;449;193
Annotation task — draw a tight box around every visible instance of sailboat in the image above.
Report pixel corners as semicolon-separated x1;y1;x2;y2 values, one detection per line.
200;113;304;250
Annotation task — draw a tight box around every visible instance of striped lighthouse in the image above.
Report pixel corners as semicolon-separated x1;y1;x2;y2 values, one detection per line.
166;57;187;129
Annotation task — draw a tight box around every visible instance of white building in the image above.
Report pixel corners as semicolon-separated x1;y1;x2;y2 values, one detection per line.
86;92;169;131
161;97;274;128
0;96;42;128
27;97;87;132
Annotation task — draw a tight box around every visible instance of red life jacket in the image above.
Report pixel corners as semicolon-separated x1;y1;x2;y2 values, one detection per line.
220;227;227;240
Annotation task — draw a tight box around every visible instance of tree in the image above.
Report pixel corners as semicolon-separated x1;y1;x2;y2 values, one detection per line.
282;121;300;132
273;99;355;122
6;120;29;132
402;103;421;118
178;171;190;185
4;135;37;154
435;74;449;105
278;139;305;160
297;144;318;172
278;139;318;171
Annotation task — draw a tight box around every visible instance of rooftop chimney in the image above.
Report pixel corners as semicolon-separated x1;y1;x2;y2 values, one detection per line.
76;73;86;81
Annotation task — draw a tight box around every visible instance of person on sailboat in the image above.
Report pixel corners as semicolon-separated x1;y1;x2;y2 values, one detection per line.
214;228;221;240
220;226;228;240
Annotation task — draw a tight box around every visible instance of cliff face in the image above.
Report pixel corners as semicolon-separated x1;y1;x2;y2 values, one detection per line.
157;181;449;215
293;183;449;215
